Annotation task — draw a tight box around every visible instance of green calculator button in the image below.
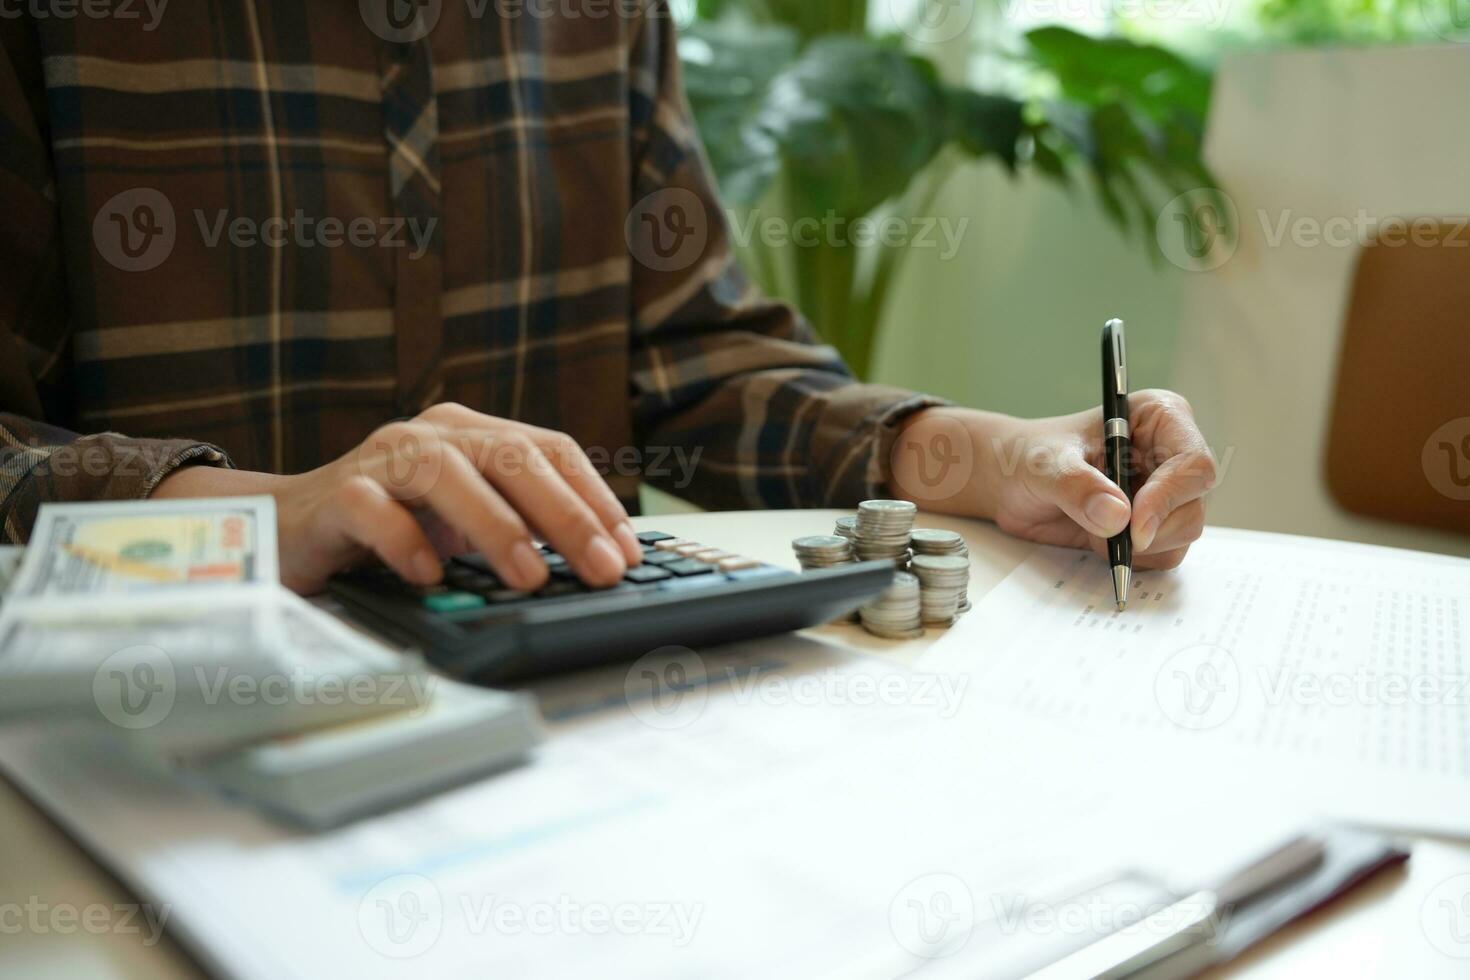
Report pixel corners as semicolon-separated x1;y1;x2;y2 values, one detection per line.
422;591;487;614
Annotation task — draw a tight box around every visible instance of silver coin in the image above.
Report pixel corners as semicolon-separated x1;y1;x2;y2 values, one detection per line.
910;555;969;573
859;499;918;515
794;535;850;552
911;529;963;546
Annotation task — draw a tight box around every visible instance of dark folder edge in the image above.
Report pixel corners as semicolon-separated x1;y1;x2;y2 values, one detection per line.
1134;825;1411;980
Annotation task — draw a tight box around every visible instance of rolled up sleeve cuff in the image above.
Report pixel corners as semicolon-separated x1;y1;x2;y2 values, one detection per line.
2;435;234;543
812;386;953;507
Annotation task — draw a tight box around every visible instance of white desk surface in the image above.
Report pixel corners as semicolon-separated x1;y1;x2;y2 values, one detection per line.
2;510;1465;979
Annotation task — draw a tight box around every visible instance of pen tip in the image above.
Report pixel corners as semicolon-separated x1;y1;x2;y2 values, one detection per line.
1111;566;1131;612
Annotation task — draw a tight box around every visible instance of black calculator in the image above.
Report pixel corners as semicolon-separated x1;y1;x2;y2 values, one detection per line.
329;531;895;685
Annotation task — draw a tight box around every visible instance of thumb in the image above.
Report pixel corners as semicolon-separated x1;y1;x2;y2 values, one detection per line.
1029;448;1132;539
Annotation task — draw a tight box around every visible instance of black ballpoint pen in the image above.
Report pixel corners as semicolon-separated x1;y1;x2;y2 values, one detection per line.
1102;318;1132;611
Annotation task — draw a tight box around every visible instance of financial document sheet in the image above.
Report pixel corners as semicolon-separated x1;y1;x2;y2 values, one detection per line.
0;637;1300;979
921;527;1470;836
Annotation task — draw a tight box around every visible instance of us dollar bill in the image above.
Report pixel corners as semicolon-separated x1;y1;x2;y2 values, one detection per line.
9;496;278;601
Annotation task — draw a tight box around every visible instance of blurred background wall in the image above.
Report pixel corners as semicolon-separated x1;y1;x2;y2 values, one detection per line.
657;0;1470;557
872;164;1185;420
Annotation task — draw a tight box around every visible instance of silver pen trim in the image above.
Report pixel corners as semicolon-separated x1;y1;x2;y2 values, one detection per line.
1112;565;1131;611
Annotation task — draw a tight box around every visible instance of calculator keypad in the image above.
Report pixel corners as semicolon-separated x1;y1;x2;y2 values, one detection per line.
389;533;790;616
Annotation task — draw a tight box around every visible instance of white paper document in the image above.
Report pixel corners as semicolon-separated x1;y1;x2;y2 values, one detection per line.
0;638;1301;979
1;525;1454;977
920;527;1470;836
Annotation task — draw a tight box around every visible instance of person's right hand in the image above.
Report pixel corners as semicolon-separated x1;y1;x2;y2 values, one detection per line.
153;403;643;595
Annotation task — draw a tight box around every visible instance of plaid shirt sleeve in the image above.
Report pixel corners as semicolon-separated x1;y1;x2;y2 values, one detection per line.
625;6;948;510
0;32;229;543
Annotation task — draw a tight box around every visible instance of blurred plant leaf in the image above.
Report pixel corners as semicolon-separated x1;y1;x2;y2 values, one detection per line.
1022;26;1213;121
680;20;800;206
759;36;947;218
680;10;1221;376
944;91;1026;172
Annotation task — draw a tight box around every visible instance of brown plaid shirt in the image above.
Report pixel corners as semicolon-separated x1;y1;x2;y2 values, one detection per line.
0;1;941;543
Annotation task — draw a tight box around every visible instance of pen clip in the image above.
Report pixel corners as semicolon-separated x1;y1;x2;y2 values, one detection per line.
1108;319;1128;397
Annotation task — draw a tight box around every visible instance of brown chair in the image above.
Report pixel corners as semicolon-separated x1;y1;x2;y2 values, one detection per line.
1326;220;1470;538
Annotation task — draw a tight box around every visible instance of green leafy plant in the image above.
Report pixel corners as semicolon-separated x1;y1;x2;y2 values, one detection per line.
1250;0;1446;43
680;2;1219;378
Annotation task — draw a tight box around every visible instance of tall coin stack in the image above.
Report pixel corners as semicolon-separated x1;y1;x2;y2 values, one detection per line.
792;535;855;571
853;500;917;569
909;555;969;626
858;572;923;639
910;529;972;613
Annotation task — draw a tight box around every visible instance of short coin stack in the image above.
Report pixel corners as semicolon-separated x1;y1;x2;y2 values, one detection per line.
910;555;970;626
833;515;858;542
857;571;923;639
853;500;917;568
910;529;972;613
791;535;855;571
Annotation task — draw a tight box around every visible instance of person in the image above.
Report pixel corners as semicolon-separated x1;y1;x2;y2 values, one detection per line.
0;2;1216;596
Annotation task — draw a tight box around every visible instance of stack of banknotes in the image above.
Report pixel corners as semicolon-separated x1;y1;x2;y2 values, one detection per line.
0;497;542;827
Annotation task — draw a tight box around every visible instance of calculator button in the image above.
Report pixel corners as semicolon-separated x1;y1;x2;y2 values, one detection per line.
445;566;497;589
637;531;675;544
717;556;760;572
487;589;532;604
691;549;731;563
422;591;488;614
654;538;692;552
642;550;683;566
624;565;673;584
665;558;716;577
674;543;708;557
543;553;570;572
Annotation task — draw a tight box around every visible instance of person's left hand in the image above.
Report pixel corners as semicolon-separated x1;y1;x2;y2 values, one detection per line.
893;392;1219;569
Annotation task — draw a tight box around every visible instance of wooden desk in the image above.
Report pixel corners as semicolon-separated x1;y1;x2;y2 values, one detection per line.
2;511;1465;978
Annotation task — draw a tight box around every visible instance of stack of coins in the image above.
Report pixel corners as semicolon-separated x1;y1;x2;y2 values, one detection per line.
910;554;970;626
853;500;917;568
792;535;855;571
910;529;972;613
833;515;858;542
858;572;923;639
